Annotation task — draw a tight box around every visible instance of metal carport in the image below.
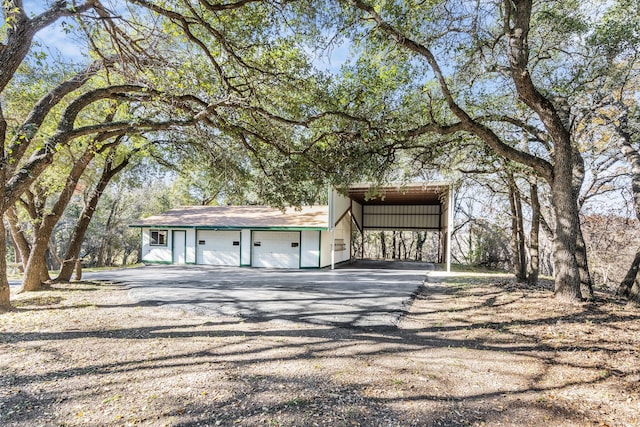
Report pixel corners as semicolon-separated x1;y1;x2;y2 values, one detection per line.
330;182;453;272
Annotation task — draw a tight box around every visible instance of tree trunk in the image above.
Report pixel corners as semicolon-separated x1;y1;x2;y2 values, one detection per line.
550;172;582;301
572;147;594;300
619;250;640;298
0;103;12;310
57;204;94;281
528;180;540;286
399;231;407;260
48;237;62;270
121;248;132;267
56;151;129;281
97;198;119;267
507;170;527;281
508;181;520;273
6;206;31;270
415;231;425;261
391;231;397;259
615;118;640;303
514;182;527;279
20;229;54;292
627;280;640;307
379;231;386;259
20;146;96;292
0;217;11;310
40;253;51;283
575;225;594;300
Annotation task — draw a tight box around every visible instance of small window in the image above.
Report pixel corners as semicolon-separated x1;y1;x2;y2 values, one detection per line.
150;230;168;246
254;241;261;247
291;242;299;248
198;240;206;245
232;241;240;246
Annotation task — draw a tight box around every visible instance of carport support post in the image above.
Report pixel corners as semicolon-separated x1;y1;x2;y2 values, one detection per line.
329;185;335;270
331;228;335;270
446;184;454;273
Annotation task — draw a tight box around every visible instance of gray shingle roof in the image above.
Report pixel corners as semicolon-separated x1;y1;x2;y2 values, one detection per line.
131;205;329;229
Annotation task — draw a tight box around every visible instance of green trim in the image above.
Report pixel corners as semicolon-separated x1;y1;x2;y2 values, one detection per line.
132;225;328;231
195;228;199;265
142;260;173;265
300;266;321;269
319;229;325;267
238;229;243;267
298;230;302;268
186;262;197;265
249;230;253;267
317;230;321;268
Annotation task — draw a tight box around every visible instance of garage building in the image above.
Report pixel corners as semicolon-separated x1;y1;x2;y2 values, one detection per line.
131;183;453;270
131;205;351;269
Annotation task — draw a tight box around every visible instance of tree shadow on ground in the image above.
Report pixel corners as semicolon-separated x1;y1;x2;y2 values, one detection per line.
2;272;639;426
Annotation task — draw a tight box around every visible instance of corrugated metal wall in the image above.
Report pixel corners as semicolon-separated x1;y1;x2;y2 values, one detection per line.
362;204;441;230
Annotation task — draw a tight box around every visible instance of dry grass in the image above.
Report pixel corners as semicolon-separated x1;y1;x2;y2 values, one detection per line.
1;273;639;427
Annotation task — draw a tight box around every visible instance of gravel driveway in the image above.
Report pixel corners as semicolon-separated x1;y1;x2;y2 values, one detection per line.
84;261;432;328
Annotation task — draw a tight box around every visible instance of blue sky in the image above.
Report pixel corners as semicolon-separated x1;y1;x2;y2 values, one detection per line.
11;0;87;62
8;1;350;72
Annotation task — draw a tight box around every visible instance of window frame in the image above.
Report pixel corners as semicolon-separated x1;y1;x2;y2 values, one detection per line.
150;229;168;246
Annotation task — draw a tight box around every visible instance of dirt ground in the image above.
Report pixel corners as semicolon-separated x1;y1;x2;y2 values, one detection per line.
1;271;639;427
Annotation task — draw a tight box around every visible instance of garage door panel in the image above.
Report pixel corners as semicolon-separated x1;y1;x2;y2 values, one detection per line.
252;231;300;268
197;230;240;266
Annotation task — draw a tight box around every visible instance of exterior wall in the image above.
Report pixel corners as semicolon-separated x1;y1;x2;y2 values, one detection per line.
330;189;351;227
140;226;329;269
352;200;363;231
333;214;351;264
141;227;173;264
320;230;332;268
186;229;196;264
300;230;321;268
319;214;351;268
362;204;441;230
241;229;251;266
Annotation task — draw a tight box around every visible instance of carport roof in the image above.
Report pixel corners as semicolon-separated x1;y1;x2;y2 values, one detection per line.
347;182;450;205
130;205;329;229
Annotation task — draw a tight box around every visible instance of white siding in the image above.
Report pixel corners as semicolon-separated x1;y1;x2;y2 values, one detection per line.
330;189;351;228
320;214;353;267
141;228;172;263
363;205;440;229
241;229;251;266
300;230;320;268
319;230;333;268
333;214;351;264
186;229;196;263
352;200;363;231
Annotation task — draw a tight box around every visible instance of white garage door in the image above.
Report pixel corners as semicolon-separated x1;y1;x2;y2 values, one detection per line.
197;230;240;266
252;231;300;269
